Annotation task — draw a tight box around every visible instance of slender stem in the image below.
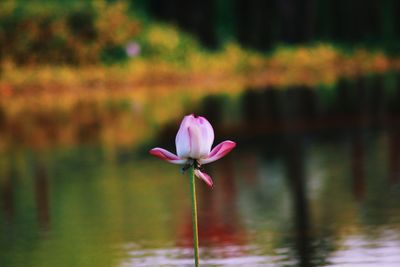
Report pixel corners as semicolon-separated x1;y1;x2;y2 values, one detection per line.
189;165;200;267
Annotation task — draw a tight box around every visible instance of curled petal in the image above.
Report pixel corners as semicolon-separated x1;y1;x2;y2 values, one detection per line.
149;148;187;164
199;140;236;165
194;169;213;188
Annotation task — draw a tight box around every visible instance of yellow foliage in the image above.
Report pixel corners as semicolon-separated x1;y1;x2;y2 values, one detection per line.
147;25;180;51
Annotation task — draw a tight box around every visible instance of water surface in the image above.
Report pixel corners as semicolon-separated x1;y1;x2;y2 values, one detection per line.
1;74;400;266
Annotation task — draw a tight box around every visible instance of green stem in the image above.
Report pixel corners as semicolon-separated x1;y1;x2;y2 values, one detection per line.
189;165;200;267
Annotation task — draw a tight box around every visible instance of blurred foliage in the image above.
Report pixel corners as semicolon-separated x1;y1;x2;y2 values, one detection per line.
0;43;395;94
0;0;398;75
137;23;200;62
0;0;139;65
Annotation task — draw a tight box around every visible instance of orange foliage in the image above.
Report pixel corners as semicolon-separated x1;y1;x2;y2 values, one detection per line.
0;44;399;152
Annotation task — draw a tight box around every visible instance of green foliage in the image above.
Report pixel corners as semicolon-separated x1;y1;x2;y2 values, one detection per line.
136;23;201;62
0;0;139;65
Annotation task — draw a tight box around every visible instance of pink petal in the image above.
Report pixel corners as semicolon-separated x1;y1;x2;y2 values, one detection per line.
196;116;214;157
188;125;203;159
175;115;195;158
149;148;187;164
194;169;213;188
198;140;236;165
176;114;214;160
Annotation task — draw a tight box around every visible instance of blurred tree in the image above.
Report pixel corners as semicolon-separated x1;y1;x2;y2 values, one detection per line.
147;0;216;47
141;0;400;51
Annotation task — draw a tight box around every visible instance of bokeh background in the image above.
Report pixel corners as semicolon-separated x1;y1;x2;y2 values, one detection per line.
1;1;400;266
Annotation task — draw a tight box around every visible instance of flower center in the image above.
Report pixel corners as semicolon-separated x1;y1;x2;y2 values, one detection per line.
181;158;201;173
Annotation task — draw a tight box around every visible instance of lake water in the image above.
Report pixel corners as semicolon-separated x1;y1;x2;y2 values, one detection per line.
1;73;400;267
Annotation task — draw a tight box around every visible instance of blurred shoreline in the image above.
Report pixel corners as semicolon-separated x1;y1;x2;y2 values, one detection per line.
1;44;398;96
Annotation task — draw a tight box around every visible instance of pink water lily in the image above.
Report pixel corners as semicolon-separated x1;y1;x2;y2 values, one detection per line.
149;114;236;187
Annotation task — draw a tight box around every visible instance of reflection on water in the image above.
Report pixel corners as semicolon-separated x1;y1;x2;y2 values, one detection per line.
327;232;400;267
2;73;400;266
121;245;295;267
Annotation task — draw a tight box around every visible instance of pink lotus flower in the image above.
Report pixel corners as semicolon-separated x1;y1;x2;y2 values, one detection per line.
150;114;236;187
